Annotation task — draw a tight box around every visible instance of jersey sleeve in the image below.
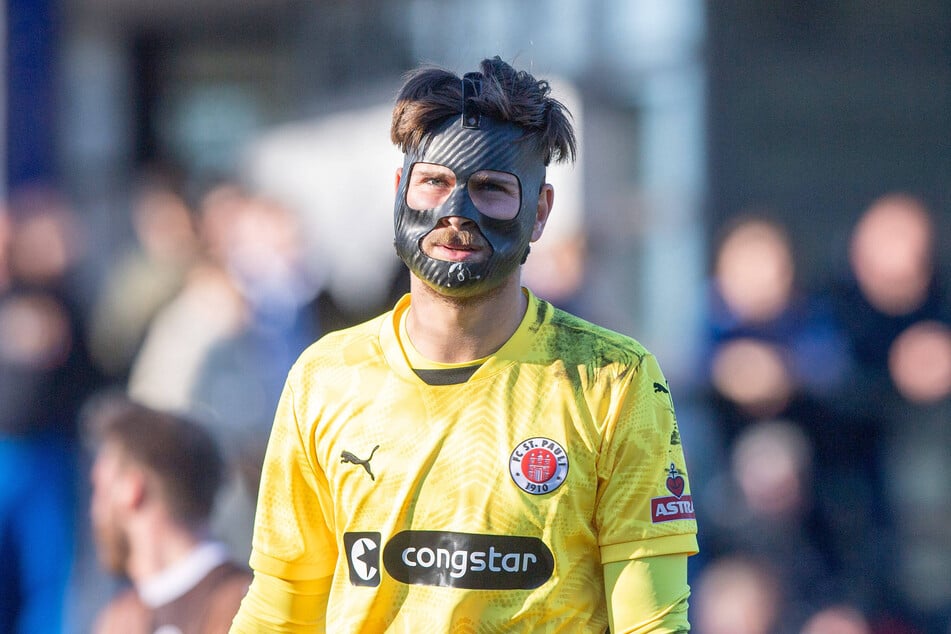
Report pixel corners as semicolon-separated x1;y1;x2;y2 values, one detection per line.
246;369;338;581
596;352;699;564
603;555;690;633
230;570;332;633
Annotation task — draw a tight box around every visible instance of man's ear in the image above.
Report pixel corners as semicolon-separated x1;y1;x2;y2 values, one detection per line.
119;467;147;511
395;167;403;193
531;184;555;242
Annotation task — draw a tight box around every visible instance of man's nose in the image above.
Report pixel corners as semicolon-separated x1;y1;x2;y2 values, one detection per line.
438;215;478;230
436;185;480;222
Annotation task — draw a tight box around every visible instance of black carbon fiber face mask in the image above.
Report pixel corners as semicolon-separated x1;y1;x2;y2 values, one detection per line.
394;115;546;297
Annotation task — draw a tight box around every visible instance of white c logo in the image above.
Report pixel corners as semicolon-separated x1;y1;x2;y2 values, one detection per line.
350;537;379;581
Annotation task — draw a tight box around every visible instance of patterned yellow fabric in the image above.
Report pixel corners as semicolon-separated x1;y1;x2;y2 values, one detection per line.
245;289;697;633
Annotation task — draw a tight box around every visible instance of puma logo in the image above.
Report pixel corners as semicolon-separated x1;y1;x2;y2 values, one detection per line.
653;382;670;394
341;445;380;481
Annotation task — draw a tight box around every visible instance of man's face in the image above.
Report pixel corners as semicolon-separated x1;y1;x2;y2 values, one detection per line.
407;162;523;267
89;442;131;575
393;116;547;297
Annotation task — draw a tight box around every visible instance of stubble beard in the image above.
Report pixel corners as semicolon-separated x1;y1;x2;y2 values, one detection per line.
95;519;131;577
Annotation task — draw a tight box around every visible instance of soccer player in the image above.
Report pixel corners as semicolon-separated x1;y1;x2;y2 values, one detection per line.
230;56;698;633
88;400;251;634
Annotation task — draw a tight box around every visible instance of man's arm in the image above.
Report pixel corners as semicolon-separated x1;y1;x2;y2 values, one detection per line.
596;351;697;631
230;571;332;633
604;555;691;634
228;372;338;632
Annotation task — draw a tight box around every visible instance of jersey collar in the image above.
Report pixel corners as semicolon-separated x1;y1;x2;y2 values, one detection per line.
380;288;551;385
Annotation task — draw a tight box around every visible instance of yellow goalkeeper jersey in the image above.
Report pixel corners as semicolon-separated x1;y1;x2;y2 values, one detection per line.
248;289;698;633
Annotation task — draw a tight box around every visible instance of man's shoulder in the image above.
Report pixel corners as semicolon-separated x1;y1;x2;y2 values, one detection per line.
207;559;253;585
293;311;391;368
202;560;252;611
542;301;651;365
92;587;149;634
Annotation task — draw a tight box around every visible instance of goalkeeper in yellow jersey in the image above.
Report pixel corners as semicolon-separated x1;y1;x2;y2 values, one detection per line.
231;56;698;633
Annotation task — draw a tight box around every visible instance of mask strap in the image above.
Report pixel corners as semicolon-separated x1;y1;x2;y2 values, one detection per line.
462;72;482;129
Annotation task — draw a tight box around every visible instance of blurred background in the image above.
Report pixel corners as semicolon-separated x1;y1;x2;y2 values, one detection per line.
2;1;950;632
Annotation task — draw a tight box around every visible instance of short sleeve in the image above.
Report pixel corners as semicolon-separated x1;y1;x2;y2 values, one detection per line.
596;353;699;564
248;370;338;580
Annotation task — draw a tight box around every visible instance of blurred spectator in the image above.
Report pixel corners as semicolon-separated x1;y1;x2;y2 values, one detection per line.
703;420;838;630
831;194;950;412
126;182;320;560
85;397;250;634
88;170;200;382
705;215;850;416
189;190;320;559
829;194;951;631
0;186;104;633
846;194;936;318
800;604;871;634
880;334;951;631
697;214;896;627
887;320;951;405
692;554;783;634
730;420;813;524
126;183;250;412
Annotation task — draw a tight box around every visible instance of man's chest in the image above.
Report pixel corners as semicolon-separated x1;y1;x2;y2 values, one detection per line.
309;373;602;531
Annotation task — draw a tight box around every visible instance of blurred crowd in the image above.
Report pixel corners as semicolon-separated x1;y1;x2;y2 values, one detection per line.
686;194;951;634
0;170;406;634
0;171;948;633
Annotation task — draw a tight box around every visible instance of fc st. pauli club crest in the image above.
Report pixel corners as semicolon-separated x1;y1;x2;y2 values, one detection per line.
509;437;569;495
650;463;695;523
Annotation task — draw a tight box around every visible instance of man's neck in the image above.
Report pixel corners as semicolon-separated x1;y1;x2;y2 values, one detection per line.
135;541;230;609
126;514;206;585
406;275;527;363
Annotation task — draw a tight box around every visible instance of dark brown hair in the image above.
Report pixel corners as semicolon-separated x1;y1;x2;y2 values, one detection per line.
89;399;224;527
391;56;577;166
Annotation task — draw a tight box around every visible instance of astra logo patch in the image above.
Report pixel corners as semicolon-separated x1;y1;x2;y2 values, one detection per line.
383;531;554;589
651;463;695;523
650;496;695;522
509;437;569;495
344;532;381;586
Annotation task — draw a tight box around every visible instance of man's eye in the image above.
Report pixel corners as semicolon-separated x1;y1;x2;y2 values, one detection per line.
475;181;513;195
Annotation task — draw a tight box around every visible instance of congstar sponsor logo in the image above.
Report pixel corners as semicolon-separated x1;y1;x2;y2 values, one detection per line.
344;530;554;589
